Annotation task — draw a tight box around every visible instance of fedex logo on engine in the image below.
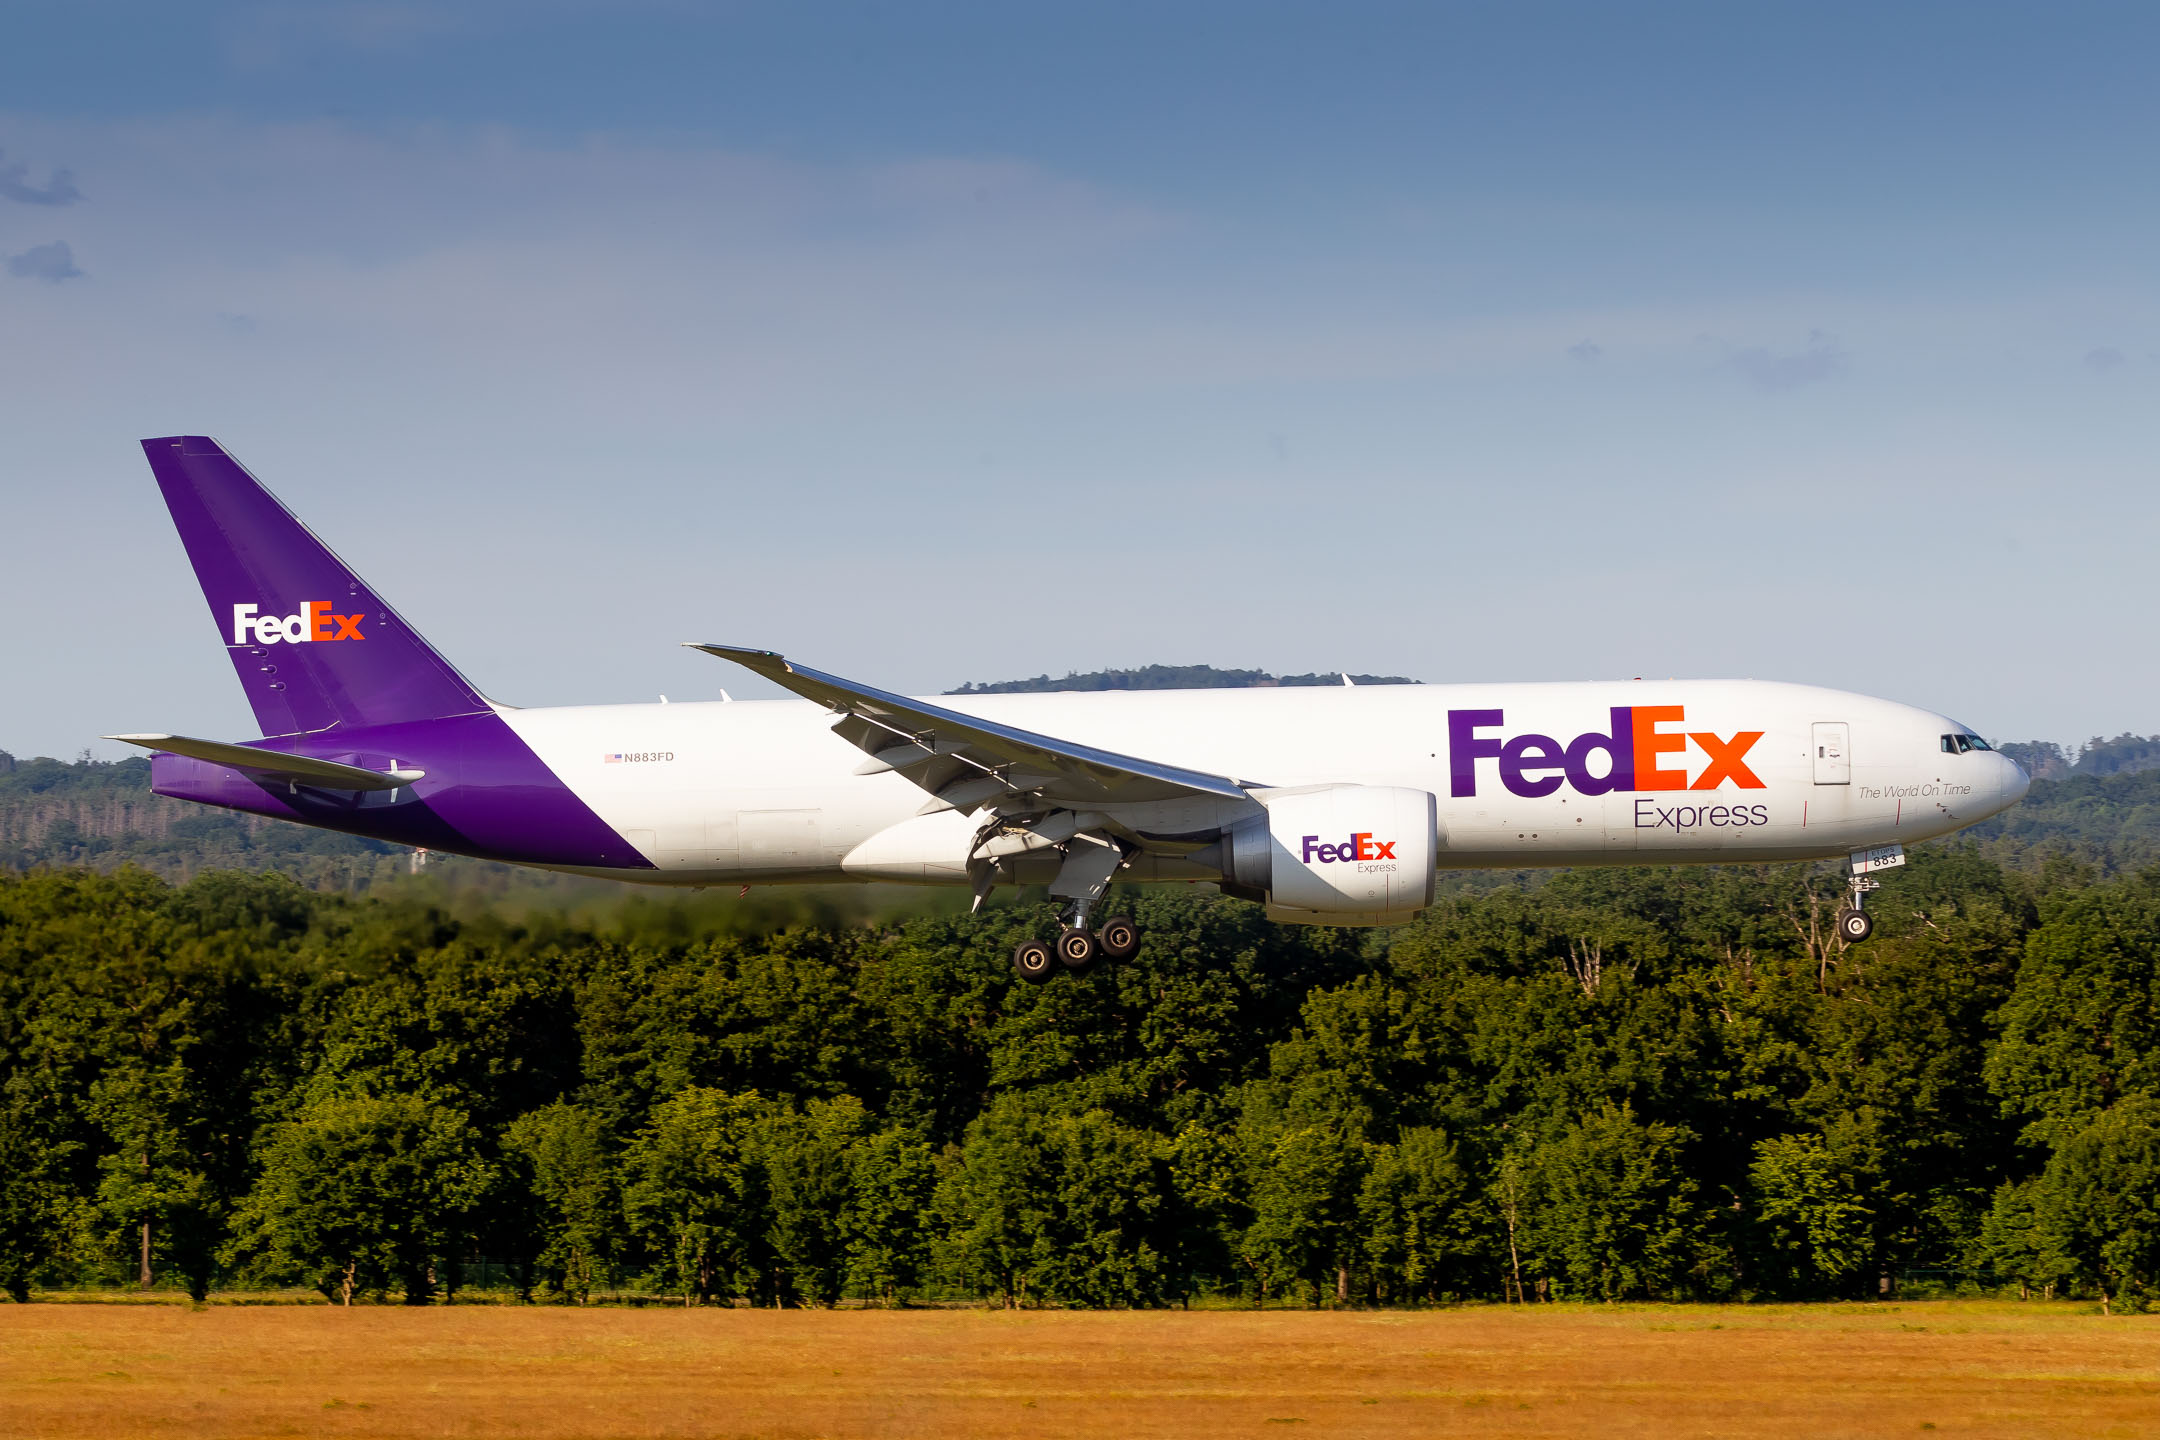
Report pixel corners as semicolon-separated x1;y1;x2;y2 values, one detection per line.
1450;706;1765;798
1302;832;1397;864
230;602;366;646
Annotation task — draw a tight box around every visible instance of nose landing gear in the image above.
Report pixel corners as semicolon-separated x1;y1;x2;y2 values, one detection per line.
1836;843;1904;944
1835;871;1879;943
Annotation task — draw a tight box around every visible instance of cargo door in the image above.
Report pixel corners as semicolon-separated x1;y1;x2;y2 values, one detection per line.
740;809;823;870
1812;722;1851;785
652;813;741;871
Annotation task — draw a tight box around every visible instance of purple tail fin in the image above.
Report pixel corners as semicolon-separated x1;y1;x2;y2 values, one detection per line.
142;436;490;736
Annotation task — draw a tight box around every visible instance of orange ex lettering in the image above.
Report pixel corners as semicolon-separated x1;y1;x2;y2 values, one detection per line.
1690;731;1766;789
1630;705;1689;791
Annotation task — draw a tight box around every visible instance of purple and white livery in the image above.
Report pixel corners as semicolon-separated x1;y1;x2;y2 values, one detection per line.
116;437;2030;978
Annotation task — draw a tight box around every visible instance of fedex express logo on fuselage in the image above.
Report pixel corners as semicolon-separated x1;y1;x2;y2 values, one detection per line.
1450;706;1764;798
230;602;365;646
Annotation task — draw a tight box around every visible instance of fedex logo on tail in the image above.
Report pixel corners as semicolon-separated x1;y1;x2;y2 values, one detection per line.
1450;707;1765;798
231;602;365;646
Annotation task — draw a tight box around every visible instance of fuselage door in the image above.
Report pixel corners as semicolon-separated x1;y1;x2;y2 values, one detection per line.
741;809;823;870
1812;722;1851;785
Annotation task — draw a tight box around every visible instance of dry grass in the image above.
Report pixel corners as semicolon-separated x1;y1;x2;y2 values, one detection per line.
2;1299;2156;1439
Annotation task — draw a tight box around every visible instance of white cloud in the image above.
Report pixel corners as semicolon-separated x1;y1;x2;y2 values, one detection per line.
0;149;82;205
6;240;82;281
1723;329;1847;391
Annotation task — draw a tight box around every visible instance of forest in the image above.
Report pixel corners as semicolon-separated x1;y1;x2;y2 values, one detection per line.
4;729;2160;1310
4;828;2159;1310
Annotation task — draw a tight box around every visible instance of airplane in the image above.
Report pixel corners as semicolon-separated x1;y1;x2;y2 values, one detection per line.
112;436;2032;981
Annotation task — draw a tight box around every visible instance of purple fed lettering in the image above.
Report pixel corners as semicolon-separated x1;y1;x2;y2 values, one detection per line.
1449;709;1505;797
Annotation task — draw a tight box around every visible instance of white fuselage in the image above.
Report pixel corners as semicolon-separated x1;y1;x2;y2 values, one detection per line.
496;680;2029;886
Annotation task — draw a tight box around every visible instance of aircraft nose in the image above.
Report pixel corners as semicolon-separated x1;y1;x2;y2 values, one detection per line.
1998;751;2031;806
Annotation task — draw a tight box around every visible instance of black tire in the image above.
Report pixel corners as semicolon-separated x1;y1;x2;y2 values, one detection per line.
1012;938;1057;983
1097;915;1141;960
1056;927;1100;969
1838;908;1874;943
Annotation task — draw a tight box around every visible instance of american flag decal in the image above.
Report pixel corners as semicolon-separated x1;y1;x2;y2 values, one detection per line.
603;753;622;763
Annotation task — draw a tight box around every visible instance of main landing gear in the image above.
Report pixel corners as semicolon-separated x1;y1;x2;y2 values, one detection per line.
1011;912;1142;983
1009;831;1143;982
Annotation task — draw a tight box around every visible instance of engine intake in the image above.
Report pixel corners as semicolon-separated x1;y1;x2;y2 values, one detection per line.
1212;784;1437;926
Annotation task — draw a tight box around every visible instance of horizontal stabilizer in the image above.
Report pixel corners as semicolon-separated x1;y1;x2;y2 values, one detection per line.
105;734;425;792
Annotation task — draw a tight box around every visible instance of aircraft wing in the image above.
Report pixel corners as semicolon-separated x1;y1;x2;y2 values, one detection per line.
687;645;1253;812
105;734;425;793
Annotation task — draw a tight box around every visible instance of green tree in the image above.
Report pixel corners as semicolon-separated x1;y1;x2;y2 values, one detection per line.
0;869;317;1296
841;1126;937;1305
620;1087;767;1305
1030;1108;1170;1306
934;1102;1041;1308
502;1102;619;1303
1987;875;2160;1146
225;1093;492;1304
1360;1127;1492;1303
1978;1177;2078;1300
934;1095;1172;1307
2026;1098;2160;1312
1165;1120;1245;1302
1746;1133;1873;1298
1524;1104;1706;1302
1239;1121;1363;1306
0;1102;74;1302
755;1097;873;1306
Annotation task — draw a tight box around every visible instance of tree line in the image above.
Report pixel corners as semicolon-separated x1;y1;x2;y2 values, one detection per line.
2;848;2158;1310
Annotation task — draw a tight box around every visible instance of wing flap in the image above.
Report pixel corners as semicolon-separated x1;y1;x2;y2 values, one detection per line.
105;733;425;792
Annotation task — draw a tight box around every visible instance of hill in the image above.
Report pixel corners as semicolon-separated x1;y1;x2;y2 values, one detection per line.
1998;732;2160;782
0;749;399;886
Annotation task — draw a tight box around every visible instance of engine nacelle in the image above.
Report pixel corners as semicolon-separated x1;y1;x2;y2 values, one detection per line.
1216;784;1437;926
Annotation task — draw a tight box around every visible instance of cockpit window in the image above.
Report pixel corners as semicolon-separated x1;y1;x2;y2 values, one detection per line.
1941;733;1992;754
1965;734;1993;751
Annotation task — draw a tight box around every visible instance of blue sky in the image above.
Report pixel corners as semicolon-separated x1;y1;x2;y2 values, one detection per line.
3;2;2156;759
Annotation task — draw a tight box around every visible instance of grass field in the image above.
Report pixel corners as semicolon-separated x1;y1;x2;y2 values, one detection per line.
2;1300;2155;1439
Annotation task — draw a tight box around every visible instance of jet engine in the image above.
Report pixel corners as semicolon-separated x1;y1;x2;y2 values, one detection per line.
1204;784;1437;926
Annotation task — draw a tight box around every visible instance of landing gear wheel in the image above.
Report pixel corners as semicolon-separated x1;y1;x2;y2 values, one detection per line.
1056;927;1100;970
1011;938;1057;983
1837;908;1874;944
1097;916;1140;960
